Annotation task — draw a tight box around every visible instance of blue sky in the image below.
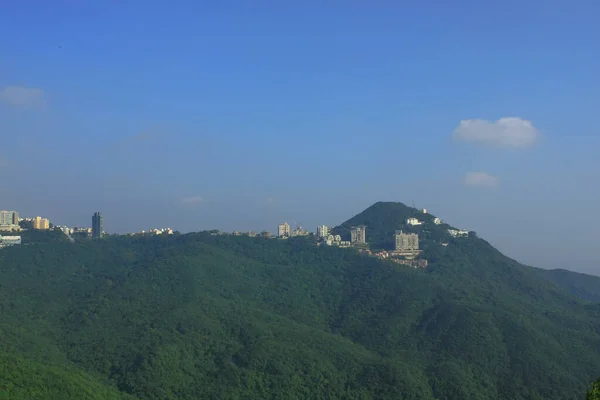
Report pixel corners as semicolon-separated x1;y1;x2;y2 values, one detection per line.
1;1;599;273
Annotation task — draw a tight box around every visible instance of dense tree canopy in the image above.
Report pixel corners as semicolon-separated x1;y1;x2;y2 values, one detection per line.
1;202;599;399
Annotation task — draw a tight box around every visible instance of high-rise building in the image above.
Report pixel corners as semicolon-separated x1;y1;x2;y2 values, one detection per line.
92;212;103;238
0;210;20;232
32;216;50;230
0;210;17;225
395;230;419;251
316;225;329;238
350;225;366;244
277;222;290;238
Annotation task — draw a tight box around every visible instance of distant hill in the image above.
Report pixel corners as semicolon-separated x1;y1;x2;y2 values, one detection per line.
1;202;599;399
533;267;600;303
331;201;458;250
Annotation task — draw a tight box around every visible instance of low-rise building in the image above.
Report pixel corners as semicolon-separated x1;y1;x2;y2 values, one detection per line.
0;235;21;247
448;229;469;237
406;218;423;226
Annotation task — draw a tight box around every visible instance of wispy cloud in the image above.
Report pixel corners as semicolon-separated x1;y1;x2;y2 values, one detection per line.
464;172;499;188
181;196;204;205
452;117;540;149
0;86;46;108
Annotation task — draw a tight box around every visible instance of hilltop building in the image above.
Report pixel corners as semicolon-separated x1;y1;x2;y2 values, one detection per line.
316;225;329;238
406;217;423;226
433;218;442;225
392;230;422;259
448;229;469;237
322;234;350;248
0;210;20;231
72;227;92;237
278;222;291;238
350;225;366;245
291;228;309;237
33;216;50;230
395;231;419;251
92;212;103;238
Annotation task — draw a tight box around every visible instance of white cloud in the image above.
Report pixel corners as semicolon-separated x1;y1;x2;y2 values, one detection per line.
452;117;540;148
0;86;46;108
464;172;499;187
181;196;204;205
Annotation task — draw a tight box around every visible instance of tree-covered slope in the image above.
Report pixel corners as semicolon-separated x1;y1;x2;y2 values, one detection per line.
331;201;455;250
533;267;600;303
0;203;599;399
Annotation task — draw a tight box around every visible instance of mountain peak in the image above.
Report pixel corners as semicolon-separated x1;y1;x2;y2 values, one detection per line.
332;201;443;249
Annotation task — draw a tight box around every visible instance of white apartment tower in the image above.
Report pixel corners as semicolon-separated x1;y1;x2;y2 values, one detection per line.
278;222;291;238
350;225;366;244
316;225;329;238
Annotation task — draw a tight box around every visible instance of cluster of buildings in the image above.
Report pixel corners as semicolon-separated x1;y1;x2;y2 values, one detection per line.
277;222;310;238
0;209;105;249
270;210;470;269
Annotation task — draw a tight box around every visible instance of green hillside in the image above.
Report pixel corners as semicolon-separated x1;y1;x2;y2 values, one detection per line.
533;267;600;303
331;201;457;250
0;202;599;399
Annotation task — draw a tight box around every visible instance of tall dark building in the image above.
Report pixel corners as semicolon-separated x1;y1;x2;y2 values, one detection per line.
92;212;103;239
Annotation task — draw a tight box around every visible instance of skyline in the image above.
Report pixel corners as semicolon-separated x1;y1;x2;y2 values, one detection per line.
1;1;599;274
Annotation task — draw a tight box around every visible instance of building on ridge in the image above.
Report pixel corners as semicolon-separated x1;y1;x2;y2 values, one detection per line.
0;210;20;231
395;230;419;251
406;217;423;226
350;225;366;245
92;212;103;238
278;222;290;238
33;216;50;230
316;225;329;238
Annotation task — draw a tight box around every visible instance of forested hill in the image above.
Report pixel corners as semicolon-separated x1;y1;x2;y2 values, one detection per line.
1;203;599;399
533;267;600;303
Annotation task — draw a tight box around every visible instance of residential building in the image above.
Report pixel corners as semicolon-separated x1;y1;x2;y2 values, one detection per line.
278;222;291;238
350;225;366;244
406;217;423;226
0;210;20;231
72;227;92;237
395;231;419;251
448;229;469;237
316;225;329;238
92;212;103;238
33;216;50;230
291;228;309;237
0;235;21;247
433;218;442;225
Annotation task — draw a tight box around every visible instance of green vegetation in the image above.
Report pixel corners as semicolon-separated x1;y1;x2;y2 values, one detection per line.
533;267;600;303
588;378;600;400
331;201;454;250
0;202;599;399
